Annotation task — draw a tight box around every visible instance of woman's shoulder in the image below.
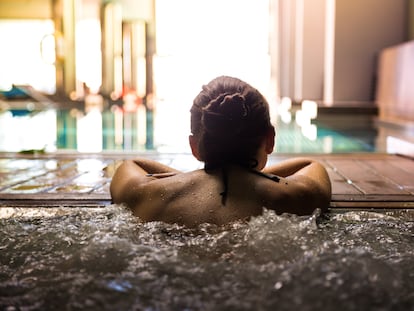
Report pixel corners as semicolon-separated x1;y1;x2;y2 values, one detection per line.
138;169;209;194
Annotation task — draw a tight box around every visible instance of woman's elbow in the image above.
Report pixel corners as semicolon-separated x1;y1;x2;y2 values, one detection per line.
296;177;332;214
313;178;332;213
109;181;123;204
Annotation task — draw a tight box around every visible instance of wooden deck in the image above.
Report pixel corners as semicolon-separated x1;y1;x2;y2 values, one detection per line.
0;152;413;210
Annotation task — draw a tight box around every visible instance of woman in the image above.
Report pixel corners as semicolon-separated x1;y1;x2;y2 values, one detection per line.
110;76;331;227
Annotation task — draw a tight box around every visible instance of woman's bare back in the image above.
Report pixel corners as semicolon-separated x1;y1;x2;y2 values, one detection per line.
111;162;330;228
124;168;262;227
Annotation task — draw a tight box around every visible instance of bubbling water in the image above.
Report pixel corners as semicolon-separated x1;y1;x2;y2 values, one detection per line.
0;206;413;311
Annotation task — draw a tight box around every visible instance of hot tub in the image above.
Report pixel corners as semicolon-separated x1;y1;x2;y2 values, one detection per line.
0;206;412;310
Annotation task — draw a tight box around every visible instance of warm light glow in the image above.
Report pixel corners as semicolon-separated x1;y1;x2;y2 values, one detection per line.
386;136;414;156
76;159;106;173
137;104;147;146
0;110;56;152
112;105;124;146
76;19;102;92
280;111;292;124
76;110;102;152
278;97;293;124
280;97;293;111
301;100;318;119
295;110;311;127
0;20;56;93
323;136;333;153
301;123;317;141
154;0;270;151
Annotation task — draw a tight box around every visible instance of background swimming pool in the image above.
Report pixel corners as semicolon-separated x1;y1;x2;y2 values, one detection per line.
0;106;382;154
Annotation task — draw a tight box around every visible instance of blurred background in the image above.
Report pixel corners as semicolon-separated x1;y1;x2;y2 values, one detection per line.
0;0;413;154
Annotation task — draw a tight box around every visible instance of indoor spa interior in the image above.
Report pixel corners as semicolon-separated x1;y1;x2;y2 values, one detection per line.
0;0;413;310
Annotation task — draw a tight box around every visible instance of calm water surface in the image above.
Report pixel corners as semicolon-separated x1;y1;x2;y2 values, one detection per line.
0;107;382;153
0;206;413;311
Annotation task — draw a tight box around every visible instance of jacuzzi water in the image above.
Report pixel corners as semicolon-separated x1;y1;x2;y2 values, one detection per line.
0;206;413;311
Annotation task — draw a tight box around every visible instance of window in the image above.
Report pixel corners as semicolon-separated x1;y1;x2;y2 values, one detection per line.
0;20;56;94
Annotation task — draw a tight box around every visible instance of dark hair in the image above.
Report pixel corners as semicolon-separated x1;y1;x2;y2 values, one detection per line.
190;76;272;170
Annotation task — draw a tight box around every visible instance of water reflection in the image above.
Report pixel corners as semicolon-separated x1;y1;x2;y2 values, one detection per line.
0;109;56;152
56;107;151;152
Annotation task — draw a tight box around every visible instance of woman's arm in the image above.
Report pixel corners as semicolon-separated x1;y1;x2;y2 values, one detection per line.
263;157;332;213
262;157;317;177
131;158;181;175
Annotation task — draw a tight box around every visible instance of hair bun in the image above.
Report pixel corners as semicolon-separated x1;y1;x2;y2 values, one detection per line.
214;93;247;117
201;93;248;137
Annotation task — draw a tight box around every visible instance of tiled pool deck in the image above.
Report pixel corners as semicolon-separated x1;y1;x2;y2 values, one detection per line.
0;152;413;210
